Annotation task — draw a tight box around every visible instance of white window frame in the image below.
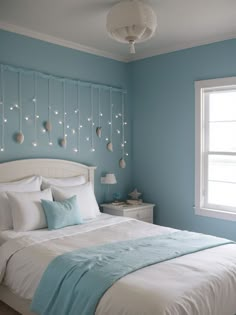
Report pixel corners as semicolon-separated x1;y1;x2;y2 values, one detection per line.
195;77;236;222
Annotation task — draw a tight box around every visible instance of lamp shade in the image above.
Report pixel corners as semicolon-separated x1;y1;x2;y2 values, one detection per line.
101;173;117;184
106;0;157;53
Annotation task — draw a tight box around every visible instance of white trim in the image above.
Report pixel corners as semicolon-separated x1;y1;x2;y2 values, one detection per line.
195;207;236;222
195;77;236;221
0;21;236;63
0;21;129;63
129;34;236;62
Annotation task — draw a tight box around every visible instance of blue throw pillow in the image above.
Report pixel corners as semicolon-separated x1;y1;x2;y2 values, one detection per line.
41;195;83;230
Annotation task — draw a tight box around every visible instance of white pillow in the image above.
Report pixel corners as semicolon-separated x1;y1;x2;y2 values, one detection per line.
7;188;53;232
0;176;42;230
41;175;86;190
51;182;100;220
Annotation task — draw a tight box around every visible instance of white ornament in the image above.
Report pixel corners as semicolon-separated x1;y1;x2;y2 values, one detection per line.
119;158;126;168
45;121;52;132
59;138;67;148
107;141;113;152
16;132;24;144
96;127;102;138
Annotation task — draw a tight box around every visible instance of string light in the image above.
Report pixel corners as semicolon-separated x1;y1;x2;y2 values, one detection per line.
98;87;102;126
0;65;5;152
106;88;113;152
32;72;38;148
19;72;23;134
75;81;81;153
0;64;128;153
61;80;67;148
119;92;127;168
48;77;53;146
90;85;95;152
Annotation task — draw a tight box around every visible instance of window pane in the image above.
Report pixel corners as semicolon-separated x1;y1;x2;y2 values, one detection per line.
209;122;236;152
209;91;236;122
208;155;236;183
208;181;236;208
208;155;236;208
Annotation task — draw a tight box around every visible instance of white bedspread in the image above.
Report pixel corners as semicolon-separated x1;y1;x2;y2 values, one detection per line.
1;214;236;315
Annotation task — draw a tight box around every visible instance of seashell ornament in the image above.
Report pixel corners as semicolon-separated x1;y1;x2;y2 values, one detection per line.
107;141;113;152
59;137;67;148
44;121;52;132
96;127;102;138
16;132;24;144
119;158;126;169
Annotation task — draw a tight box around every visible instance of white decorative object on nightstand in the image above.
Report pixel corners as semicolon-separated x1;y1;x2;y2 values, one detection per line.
100;203;154;223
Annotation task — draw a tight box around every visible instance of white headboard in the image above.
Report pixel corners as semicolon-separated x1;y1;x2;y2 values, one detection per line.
0;159;96;189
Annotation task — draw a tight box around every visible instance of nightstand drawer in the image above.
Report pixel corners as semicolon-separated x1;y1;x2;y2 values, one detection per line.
126;208;153;220
100;203;155;224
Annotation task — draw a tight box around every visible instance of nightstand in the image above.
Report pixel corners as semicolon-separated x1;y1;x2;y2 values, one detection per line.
100;203;154;223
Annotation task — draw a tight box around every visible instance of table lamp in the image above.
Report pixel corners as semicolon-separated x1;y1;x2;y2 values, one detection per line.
101;173;117;202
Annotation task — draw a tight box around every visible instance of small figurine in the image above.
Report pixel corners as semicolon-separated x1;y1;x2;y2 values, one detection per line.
128;188;142;200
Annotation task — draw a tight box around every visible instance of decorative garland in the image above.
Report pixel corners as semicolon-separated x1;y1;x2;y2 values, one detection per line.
0;63;128;168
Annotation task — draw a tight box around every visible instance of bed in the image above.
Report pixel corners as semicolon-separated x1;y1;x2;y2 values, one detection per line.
1;159;236;315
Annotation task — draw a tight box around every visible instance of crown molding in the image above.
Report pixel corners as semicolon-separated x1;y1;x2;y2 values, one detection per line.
0;21;129;63
128;33;236;62
1;21;236;64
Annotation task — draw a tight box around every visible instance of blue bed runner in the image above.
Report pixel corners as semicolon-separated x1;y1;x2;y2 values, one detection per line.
31;231;233;315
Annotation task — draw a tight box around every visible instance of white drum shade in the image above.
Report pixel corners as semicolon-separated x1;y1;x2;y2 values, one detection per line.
106;0;157;53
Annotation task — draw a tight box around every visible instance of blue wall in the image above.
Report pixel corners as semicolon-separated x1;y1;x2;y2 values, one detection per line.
1;29;236;240
130;39;236;240
0;30;132;203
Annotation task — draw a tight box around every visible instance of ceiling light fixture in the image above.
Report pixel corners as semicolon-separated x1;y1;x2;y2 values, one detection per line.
106;0;157;54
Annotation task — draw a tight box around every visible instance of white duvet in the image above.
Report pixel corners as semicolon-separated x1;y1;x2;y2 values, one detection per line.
1;214;236;315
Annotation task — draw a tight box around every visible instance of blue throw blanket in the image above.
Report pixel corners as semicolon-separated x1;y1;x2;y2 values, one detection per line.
31;231;233;315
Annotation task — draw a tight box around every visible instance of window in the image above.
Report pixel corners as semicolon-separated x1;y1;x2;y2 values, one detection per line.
195;77;236;221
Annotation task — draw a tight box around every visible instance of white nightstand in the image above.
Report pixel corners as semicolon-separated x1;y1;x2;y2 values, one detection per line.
100;203;154;223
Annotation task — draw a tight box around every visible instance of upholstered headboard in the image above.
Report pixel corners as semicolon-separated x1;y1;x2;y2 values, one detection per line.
0;159;96;189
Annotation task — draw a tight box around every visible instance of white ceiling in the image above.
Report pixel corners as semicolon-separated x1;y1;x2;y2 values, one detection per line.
0;0;236;62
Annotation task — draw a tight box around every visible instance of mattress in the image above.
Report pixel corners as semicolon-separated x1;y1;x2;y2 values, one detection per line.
1;214;236;315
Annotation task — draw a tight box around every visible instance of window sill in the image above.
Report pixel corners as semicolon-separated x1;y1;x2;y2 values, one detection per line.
195;207;236;222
